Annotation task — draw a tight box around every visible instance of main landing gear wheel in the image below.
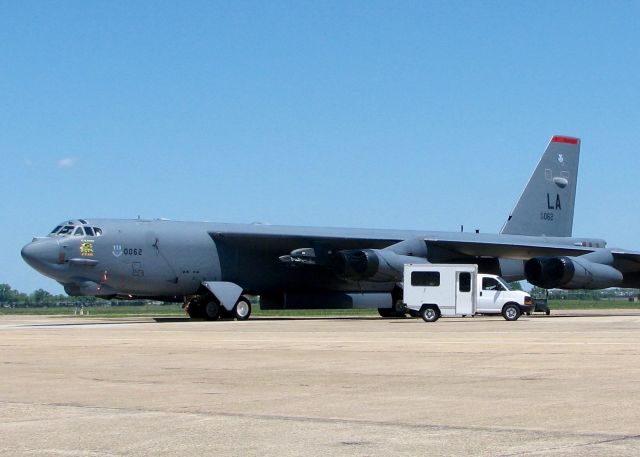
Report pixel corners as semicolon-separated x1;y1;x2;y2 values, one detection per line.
234;296;252;321
204;301;221;321
185;300;206;319
378;298;407;318
421;306;439;323
219;307;234;320
502;303;521;321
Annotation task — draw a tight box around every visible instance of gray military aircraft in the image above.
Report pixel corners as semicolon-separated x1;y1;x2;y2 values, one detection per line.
21;135;640;320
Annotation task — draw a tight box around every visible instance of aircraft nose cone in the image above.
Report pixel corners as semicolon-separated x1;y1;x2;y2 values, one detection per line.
21;240;60;269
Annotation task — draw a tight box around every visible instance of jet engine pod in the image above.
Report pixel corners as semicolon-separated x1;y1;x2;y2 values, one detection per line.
332;249;380;280
525;256;623;289
332;249;427;282
524;256;574;289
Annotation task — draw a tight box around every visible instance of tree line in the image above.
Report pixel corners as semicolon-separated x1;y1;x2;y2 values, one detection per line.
0;283;153;307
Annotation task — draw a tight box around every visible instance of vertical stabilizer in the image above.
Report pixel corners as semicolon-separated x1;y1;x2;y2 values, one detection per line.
500;135;580;237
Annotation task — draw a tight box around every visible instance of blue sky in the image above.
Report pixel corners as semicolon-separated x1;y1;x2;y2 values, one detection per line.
2;1;639;294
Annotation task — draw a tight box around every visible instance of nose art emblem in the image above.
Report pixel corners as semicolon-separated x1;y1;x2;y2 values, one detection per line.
113;244;123;257
80;240;94;257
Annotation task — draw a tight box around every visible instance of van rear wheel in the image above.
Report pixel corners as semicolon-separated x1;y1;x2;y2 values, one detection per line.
421;306;439;323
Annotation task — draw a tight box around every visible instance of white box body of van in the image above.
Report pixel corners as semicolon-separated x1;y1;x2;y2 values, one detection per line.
403;264;478;317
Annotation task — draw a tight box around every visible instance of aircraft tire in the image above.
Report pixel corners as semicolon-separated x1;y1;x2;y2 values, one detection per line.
502;303;521;321
234;297;252;321
186;301;206;319
391;298;407;317
377;308;394;318
204;301;221;321
219;307;234;320
421;305;439;323
378;299;407;318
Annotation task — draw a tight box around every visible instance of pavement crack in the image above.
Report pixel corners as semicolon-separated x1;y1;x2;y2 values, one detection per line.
496;434;640;456
0;399;633;443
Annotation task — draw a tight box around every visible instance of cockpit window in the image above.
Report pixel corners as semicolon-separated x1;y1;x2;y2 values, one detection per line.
48;221;102;237
58;226;75;236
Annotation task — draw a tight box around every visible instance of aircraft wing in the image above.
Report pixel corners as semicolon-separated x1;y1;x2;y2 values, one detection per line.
611;249;640;274
424;237;596;262
209;230;399;252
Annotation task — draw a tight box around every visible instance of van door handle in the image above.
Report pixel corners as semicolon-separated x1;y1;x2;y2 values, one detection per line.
479;291;482;296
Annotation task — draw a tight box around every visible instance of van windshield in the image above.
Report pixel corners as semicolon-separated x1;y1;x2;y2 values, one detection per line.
496;277;512;291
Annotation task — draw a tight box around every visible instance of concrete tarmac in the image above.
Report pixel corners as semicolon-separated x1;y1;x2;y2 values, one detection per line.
1;311;640;456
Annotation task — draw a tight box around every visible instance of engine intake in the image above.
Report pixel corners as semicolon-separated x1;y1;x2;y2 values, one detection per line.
332;249;380;280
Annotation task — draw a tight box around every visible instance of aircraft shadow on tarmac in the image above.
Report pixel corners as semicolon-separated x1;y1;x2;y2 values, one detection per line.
152;316;384;322
155;312;640;322
13;312;639;328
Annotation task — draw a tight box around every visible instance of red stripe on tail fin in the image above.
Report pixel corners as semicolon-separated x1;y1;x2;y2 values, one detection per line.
552;135;580;144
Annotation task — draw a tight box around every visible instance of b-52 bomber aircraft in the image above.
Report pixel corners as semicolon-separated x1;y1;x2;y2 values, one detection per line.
21;135;640;320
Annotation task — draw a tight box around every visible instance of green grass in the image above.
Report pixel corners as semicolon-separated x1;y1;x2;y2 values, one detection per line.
0;305;185;317
0;304;379;318
547;299;640;310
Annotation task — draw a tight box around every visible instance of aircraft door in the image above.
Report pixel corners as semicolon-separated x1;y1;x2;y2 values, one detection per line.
455;271;474;314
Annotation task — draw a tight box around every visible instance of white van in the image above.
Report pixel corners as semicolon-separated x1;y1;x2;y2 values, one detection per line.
403;264;533;322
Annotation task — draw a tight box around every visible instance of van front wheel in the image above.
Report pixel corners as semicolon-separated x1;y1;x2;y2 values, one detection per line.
502;304;521;321
421;306;439;323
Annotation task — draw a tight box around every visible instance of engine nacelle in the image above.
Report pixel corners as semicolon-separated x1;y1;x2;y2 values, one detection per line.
524;256;623;289
332;249;426;282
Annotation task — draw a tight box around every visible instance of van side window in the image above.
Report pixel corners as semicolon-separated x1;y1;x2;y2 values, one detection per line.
482;277;504;291
411;271;440;287
459;272;471;292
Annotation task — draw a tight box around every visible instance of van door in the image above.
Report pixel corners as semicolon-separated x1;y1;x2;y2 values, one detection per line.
477;276;505;312
455;271;474;315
